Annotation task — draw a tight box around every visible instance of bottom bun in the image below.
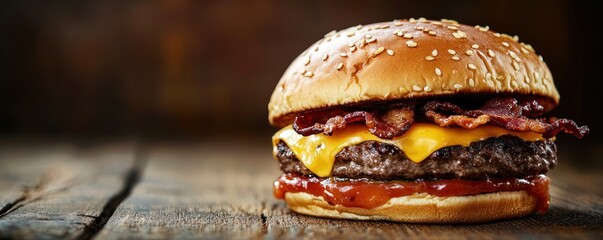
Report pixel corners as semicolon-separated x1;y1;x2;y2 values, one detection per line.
284;190;540;223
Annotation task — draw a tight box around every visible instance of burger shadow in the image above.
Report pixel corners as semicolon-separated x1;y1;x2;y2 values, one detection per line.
514;206;603;228
417;206;603;231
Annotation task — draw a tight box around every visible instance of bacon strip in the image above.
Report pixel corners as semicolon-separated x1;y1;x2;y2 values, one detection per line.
293;105;414;139
424;97;589;139
292;97;588;139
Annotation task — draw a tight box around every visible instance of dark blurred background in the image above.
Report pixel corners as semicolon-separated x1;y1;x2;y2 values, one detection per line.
0;0;599;147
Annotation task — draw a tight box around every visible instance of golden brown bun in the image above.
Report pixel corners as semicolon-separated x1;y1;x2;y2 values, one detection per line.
269;18;558;127
284;190;540;223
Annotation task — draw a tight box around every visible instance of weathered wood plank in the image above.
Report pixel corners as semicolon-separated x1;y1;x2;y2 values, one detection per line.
99;141;603;239
97;142;276;239
0;142;140;239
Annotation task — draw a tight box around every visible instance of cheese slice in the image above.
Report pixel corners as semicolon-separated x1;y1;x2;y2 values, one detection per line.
273;123;545;177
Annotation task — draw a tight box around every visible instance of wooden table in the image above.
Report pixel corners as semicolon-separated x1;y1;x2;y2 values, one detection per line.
1;140;602;239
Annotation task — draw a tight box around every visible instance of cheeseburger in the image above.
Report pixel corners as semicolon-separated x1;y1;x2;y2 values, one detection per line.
268;18;589;223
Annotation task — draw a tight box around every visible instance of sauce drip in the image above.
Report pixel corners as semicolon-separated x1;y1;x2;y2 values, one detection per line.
274;173;550;213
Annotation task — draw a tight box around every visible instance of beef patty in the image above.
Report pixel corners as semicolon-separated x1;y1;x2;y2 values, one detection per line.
276;135;557;180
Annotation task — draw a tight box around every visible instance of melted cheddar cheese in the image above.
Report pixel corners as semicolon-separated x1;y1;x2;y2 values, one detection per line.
273;123;544;177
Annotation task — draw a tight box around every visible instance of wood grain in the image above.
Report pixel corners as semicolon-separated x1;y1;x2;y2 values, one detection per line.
96;142;276;239
0;142;140;239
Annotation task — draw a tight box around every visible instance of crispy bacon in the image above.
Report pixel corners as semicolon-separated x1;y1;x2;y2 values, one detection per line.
424;97;589;139
292;97;588;139
293;105;414;139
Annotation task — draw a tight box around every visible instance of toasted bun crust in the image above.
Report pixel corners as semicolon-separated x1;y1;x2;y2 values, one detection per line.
284;190;540;223
269;18;558;127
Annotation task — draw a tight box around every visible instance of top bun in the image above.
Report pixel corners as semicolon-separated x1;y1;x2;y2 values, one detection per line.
268;18;558;127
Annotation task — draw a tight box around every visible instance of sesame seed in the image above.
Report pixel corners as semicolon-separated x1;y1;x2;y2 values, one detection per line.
453;30;466;39
393;20;403;26
471;44;479;49
350;46;357;52
487;80;495;87
488;49;495;57
406;40;418;47
442;19;459;24
513;35;519;42
509;51;520;61
454;84;463;89
378;24;390;29
304;56;311;65
539;55;544;62
512;60;520;70
418;17;428;23
512;80;519;87
501;33;514;40
485;72;492;81
359;39;366;48
403;33;413;39
451;56;460;61
366;37;377;43
386;49;394;56
435;67;442;76
324;30;337;38
469;78;475;87
523;43;535;52
502;42;510;47
365;34;372;39
431;21;443;25
447;49;456;55
409;18;417;23
413;85;422;91
493;33;501;37
534;72;540;80
356;25;363;30
476;25;489;32
432;49;439;57
336;63;344;71
340;53;348;57
346;32;355;37
348;42;355;47
467;63;477;70
496;75;505;80
396;31;404;37
322;54;329;61
521;47;530;54
425;56;435;61
447;26;458;30
314;45;319;52
374;47;385;56
304;71;314;77
465;50;474;56
424;86;432;92
428;31;437;36
301;69;306;75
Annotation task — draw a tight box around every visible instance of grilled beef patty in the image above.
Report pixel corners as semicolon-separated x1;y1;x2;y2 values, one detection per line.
276;135;556;180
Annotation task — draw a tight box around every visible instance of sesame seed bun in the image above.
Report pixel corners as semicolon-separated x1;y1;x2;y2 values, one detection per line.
284;190;540;223
268;18;558;127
